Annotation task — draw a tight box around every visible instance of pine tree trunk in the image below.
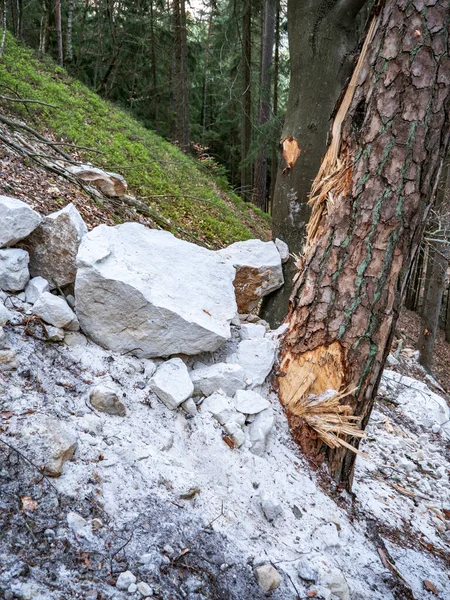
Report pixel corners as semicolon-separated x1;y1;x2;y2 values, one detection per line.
278;0;450;489
66;0;74;63
269;0;280;213
55;0;63;66
446;285;450;343
261;0;369;326
421;245;434;315
0;0;6;57
173;0;190;151
240;0;252;201
252;0;276;212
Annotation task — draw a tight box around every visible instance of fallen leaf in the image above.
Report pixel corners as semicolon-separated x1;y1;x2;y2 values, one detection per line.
307;591;318;598
424;580;438;595
21;496;38;511
222;434;235;449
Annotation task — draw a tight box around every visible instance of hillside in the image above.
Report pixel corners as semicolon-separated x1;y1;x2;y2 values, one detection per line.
0;34;270;248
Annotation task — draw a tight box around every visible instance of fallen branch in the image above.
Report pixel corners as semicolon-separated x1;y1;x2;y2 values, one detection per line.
0;95;60;108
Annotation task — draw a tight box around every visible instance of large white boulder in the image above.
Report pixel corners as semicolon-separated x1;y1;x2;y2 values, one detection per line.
0;249;30;291
150;358;194;410
75;224;237;357
0;195;42;248
21;203;88;289
190;363;246;397
217;239;283;312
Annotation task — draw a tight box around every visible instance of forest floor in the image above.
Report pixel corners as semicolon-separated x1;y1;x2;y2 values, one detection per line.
396;309;450;397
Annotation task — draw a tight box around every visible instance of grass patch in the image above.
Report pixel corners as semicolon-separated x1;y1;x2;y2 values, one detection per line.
0;34;271;247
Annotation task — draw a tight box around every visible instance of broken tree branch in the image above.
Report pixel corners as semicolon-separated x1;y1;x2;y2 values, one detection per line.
0;95;60;108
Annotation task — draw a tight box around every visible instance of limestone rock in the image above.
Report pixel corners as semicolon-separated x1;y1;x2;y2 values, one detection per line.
190;363;246;397
248;408;275;455
217;239;283;312
116;571;136;591
15;416;77;477
239;323;266;340
21;203;88;289
45;325;65;342
33;292;77;329
0;195;42;248
223;421;245;448
228;338;276;386
150;358;194;410
233;389;270;415
201;391;236;425
75;224;237;357
89;385;126;416
137;582;153;597
0;248;30;291
0;349;18;371
274;237;289;263
0;301;12;326
67;165;128;197
254;564;281;591
317;566;350;600
181;397;197;415
260;491;283;522
24;276;50;304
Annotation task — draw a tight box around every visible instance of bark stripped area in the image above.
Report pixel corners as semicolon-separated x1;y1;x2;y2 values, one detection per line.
278;0;450;487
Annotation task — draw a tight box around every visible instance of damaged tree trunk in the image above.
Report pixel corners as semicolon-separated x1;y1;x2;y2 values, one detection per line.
278;0;450;489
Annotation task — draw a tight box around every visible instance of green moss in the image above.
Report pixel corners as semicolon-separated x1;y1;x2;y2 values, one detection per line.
0;34;270;247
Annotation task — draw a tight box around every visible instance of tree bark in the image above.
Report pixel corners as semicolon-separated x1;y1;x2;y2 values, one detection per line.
0;0;6;58
66;0;75;63
55;0;63;67
446;284;450;343
240;0;252;201
253;0;276;212
172;0;190;151
278;0;450;489
261;0;368;327
405;243;424;310
269;0;280;212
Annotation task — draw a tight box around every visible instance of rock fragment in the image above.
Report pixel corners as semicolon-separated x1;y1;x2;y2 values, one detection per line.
239;323;266;340
275;237;289;263
217;239;283;312
190;363;246;397
21;203;88;289
233;389;270;415
116;571;137;591
0;248;30;291
150;358;194;410
89;385;126;416
260;491;283;522
228;338;276;386
33;292;78;329
0;195;42;248
248;408;275;455
0;301;12;326
254;564;281;591
24;276;50;304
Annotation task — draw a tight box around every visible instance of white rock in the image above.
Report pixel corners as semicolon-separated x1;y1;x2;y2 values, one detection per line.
317;566;350;600
190;363;246;397
22;203;88;289
137;582;153;597
24;276;50;304
75;224;237;357
0;195;42;247
239;323;266;340
128;583;138;593
67;512;89;535
116;571;136;591
201;391;236;425
233;389;271;415
274;237;289;263
254;564;281;591
0;326;8;349
217;239;283;312
298;560;318;582
229;338;276;385
181;398;197;415
0;301;12;326
89;385;126;416
143;360;157;379
0;349;18;370
67;165;128;197
33;292;77;329
0;248;30;291
150;358;194;410
260;491;283;521
248;408;275;455
223;421;245;447
45;325;65;342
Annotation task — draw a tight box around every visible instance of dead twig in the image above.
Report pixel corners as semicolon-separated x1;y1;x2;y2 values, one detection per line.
0;96;60;108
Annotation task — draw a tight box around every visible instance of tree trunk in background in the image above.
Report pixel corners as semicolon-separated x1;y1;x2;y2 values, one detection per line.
201;4;215;132
421;245;434;315
66;0;75;63
261;0;369;327
55;0;63;66
0;0;6;57
240;0;252;201
17;0;23;39
278;0;450;490
419;164;450;371
252;0;276;212
446;288;450;343
269;0;280;212
38;0;49;58
173;0;190;151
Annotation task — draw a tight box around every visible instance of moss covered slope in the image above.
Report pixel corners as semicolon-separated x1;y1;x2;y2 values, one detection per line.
0;34;270;247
